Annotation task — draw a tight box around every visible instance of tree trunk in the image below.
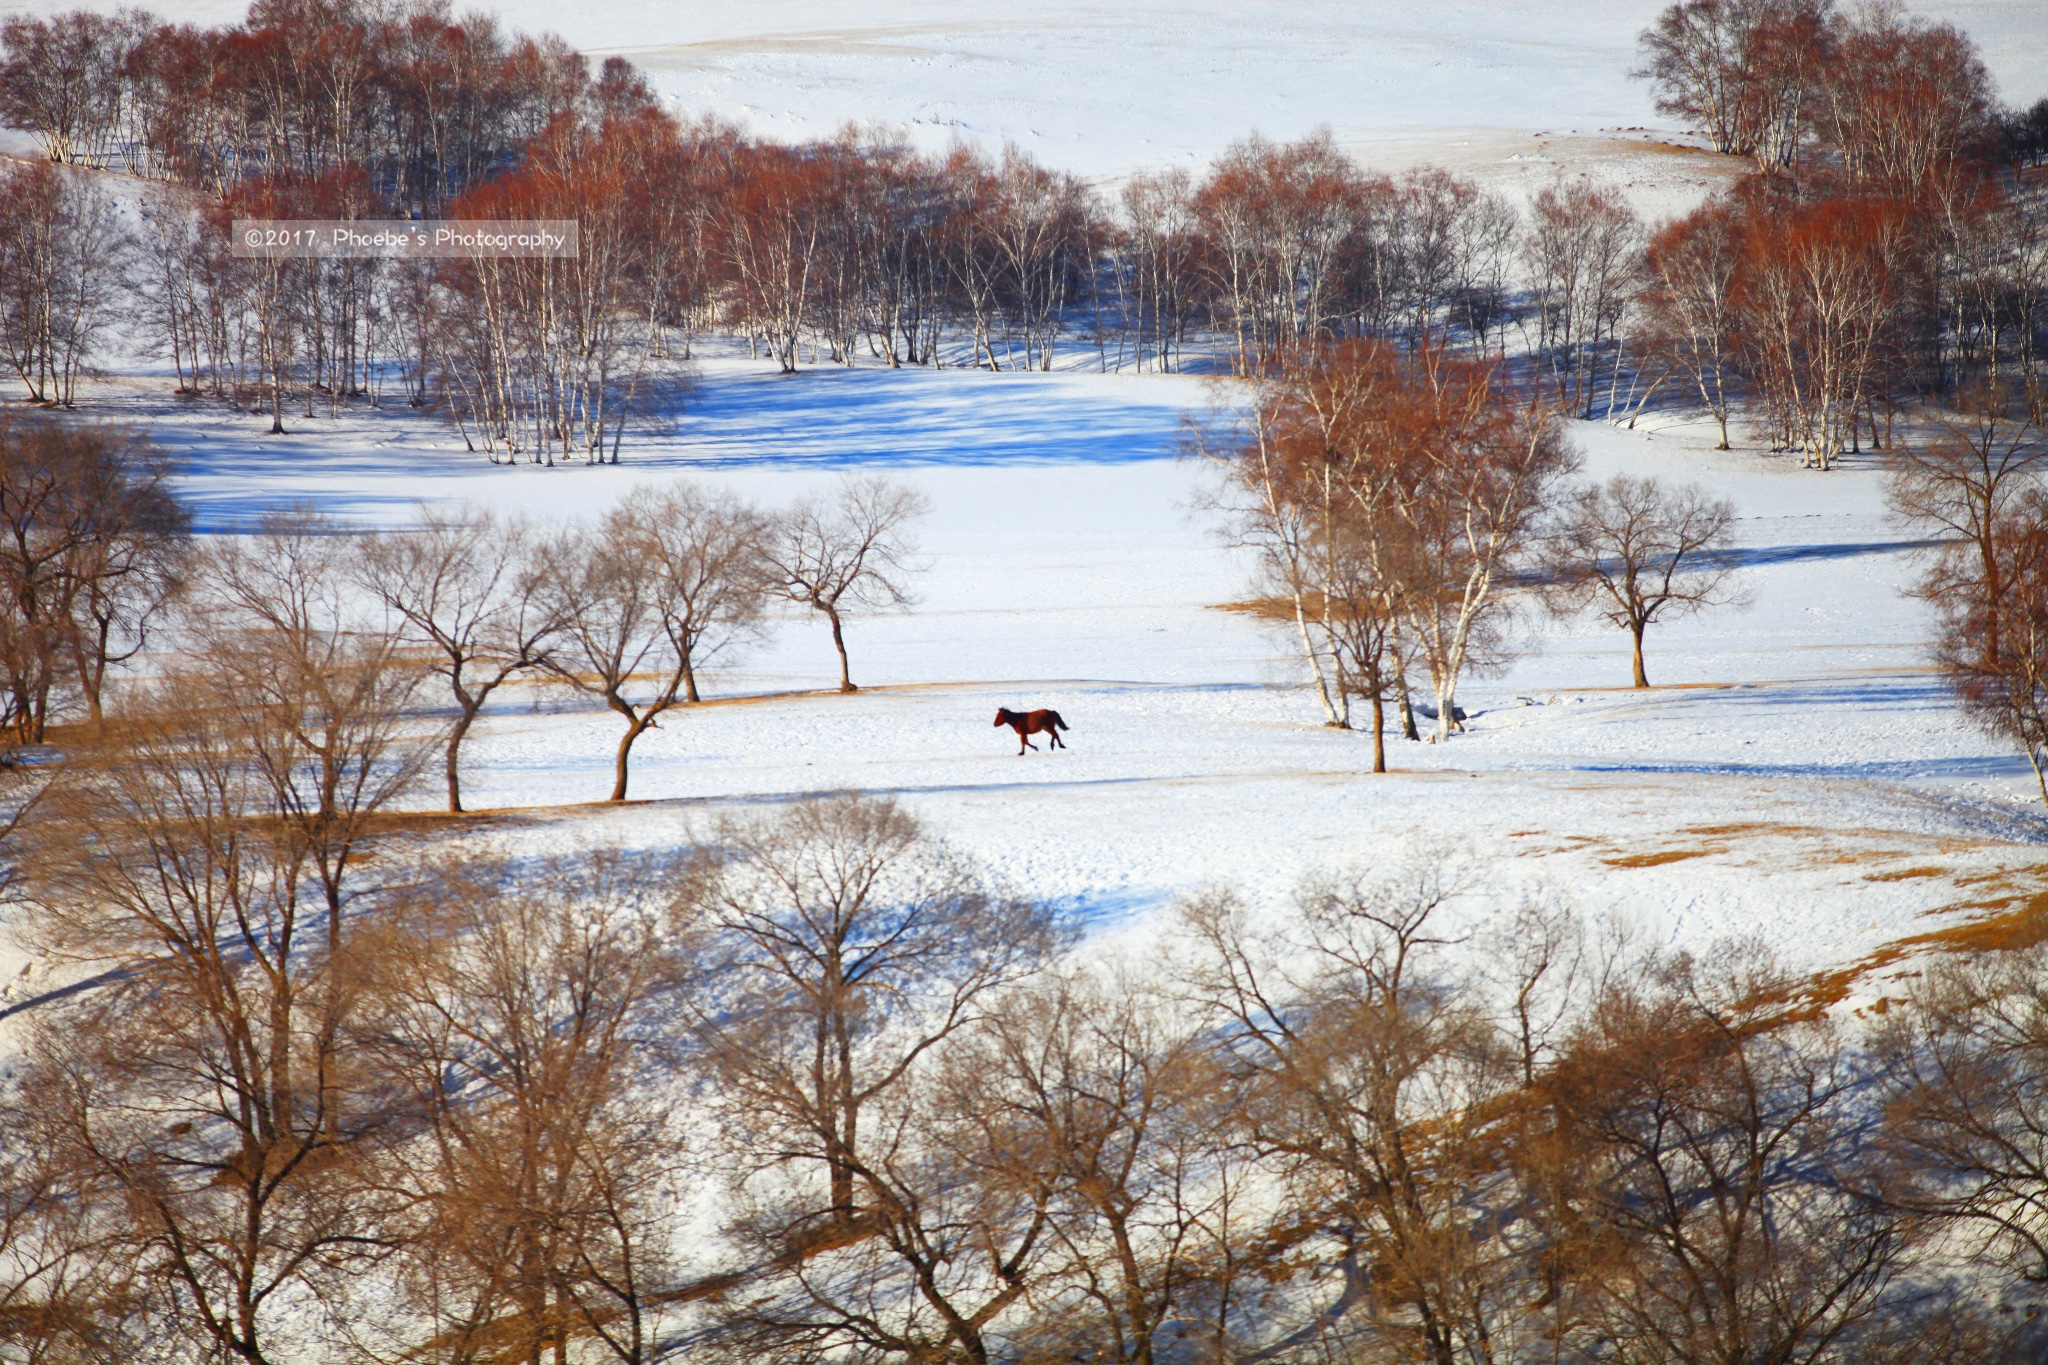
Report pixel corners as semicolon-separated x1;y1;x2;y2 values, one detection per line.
446;706;478;812
1632;623;1650;689
610;712;652;802
1291;595;1345;726
1371;691;1386;773
826;606;856;692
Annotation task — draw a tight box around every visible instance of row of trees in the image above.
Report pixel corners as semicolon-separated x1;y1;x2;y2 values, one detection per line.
0;414;927;803
0;0;605;207
1630;0;2048;465
359;470;926;805
1635;170;2048;470
6;778;2048;1365
8;0;2048;462
1639;0;2001;179
1210;341;1749;763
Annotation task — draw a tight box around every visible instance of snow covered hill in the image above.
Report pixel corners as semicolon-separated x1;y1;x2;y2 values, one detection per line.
11;0;2048;187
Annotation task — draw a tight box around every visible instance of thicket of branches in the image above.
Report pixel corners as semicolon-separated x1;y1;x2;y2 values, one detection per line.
7;763;2048;1365
0;416;924;808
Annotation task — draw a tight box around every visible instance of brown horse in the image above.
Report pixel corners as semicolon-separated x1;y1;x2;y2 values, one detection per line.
995;707;1068;755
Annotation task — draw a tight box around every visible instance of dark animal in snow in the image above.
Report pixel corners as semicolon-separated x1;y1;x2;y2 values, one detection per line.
995;707;1068;755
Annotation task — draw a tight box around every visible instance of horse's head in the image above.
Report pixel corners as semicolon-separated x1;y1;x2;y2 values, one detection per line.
993;709;1010;726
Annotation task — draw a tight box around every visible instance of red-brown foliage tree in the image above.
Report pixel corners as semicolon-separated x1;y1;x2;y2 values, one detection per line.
1734;195;1911;467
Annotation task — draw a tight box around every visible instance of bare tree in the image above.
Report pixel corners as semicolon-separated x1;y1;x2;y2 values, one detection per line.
1542;945;1923;1365
1322;521;1413;772
720;1060;1062;1365
700;795;1063;1365
356;505;562;813
363;853;694;1365
698;794;1060;1225
1479;891;1597;1087
766;474;929;693
1635;0;1756;156
1639;198;1744;449
540;481;771;802
1634;0;1836;170
1524;181;1643;420
955;966;1238;1365
0;1082;142;1365
0;160;131;406
1931;488;2048;802
1197;372;1353;731
540;513;675;804
0;12;140;169
1818;5;1995;196
1736;197;1908;471
1178;855;1533;1365
0;414;186;742
185;509;437;942
1396;360;1580;740
635;482;773;704
1547;474;1748;688
10;687;407;1365
1877;947;2048;1290
1888;385;2048;667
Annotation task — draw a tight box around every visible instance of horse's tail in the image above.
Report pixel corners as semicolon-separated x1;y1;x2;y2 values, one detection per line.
1052;711;1069;730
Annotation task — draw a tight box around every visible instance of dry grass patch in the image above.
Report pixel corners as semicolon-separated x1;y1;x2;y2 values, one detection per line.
1794;888;2048;1017
1864;865;1947;883
1680;822;1829;839
1603;848;1715;869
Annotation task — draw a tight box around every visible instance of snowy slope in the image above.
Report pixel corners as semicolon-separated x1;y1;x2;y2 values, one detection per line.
11;0;2046;190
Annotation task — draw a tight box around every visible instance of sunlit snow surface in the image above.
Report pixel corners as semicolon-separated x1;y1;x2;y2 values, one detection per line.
10;0;2048;189
0;351;2032;1033
6;0;2048;1021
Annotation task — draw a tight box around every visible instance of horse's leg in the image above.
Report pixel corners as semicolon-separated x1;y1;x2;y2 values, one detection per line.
1049;729;1065;749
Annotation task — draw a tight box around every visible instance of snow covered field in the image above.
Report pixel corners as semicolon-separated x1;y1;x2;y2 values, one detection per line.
15;0;2048;192
7;0;2048;1022
5;352;2044;1031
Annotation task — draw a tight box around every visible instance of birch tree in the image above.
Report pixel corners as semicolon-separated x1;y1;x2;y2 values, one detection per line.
1376;354;1578;741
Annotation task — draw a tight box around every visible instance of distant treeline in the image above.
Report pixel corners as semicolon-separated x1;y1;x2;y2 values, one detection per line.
0;0;2046;469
